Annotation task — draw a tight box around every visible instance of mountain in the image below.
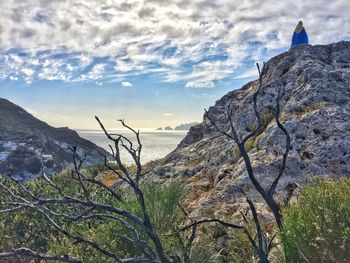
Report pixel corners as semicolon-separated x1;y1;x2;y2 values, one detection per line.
0;99;111;181
150;41;350;222
174;122;199;130
163;126;173;130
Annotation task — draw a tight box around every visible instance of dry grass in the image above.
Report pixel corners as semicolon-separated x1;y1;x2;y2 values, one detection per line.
96;170;119;186
294;103;328;118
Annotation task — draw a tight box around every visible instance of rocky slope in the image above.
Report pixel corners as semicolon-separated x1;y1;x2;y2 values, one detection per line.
0;99;111;180
151;41;350;223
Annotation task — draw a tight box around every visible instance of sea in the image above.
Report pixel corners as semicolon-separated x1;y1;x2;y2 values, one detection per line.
77;129;188;164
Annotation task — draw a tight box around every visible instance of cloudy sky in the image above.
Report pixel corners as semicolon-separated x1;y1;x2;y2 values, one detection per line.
0;0;349;129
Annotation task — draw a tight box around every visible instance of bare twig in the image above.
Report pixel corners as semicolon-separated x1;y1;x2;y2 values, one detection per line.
268;87;291;197
204;62;290;229
201;62;292;262
0;248;81;263
0;117;172;263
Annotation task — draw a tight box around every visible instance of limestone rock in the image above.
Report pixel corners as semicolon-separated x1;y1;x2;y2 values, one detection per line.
150;41;350;223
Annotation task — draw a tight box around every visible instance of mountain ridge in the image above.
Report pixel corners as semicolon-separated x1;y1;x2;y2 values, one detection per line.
0;98;111;180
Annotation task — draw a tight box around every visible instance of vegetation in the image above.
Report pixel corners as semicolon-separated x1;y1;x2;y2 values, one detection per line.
3;63;283;263
0;117;179;262
2;173;349;262
48;178;186;262
0;117;206;263
0;64;348;262
294;103;328;118
0;170;187;262
281;179;350;263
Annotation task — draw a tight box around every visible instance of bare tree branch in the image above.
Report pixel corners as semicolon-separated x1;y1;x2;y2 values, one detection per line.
0;248;81;262
268;87;291;197
241;190;268;262
200;62;292;262
0;117;173;262
177;218;245;232
204;62;290;229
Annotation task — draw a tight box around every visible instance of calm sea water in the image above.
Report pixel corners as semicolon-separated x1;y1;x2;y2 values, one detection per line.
77;130;188;164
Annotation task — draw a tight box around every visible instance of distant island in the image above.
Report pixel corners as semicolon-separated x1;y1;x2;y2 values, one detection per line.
156;122;199;131
174;122;199;130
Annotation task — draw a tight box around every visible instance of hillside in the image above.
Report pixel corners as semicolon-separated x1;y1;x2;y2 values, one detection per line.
150;41;350;222
0;99;111;180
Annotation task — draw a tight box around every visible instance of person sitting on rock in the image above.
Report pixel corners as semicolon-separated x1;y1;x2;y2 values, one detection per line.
291;20;309;47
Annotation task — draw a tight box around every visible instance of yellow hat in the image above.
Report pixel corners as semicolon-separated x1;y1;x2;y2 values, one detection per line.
294;21;304;33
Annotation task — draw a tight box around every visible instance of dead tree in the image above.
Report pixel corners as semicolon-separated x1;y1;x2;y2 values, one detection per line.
0;118;174;263
178;63;290;263
205;63;290;229
0;64;290;262
175;188;274;263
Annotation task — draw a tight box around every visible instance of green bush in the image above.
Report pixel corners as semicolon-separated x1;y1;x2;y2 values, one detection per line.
0;169;188;262
281;179;350;263
46;180;185;262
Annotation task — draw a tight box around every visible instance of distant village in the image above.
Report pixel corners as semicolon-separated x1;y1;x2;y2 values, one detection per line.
0;140;53;162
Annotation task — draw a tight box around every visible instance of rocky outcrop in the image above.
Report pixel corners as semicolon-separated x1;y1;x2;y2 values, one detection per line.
0;99;111;180
151;41;350;222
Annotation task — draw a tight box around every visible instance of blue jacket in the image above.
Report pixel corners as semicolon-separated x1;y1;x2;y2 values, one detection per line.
291;27;309;47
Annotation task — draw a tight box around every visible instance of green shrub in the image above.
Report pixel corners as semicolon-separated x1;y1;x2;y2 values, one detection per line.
244;137;256;152
221;229;254;263
46;180;185;262
281;179;350;263
186;220;255;263
0;169;186;262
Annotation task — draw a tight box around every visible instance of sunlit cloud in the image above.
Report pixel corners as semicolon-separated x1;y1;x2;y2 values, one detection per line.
24;107;38;116
162;113;174;117
185;81;215;88
121;81;133;88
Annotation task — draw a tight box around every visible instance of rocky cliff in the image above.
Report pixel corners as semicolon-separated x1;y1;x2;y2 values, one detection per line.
151;41;350;222
0;99;111;180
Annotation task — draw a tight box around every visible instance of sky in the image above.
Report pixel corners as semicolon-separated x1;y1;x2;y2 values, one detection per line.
0;0;349;129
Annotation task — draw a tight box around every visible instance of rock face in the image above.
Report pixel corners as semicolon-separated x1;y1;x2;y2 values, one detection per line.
151;41;350;221
0;99;111;180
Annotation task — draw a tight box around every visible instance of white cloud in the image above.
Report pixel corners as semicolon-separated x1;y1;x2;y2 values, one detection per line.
22;68;34;76
9;75;18;81
121;81;133;88
87;64;105;80
162;113;174;117
0;0;349;85
24;107;38;116
185;81;215;88
235;67;259;79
